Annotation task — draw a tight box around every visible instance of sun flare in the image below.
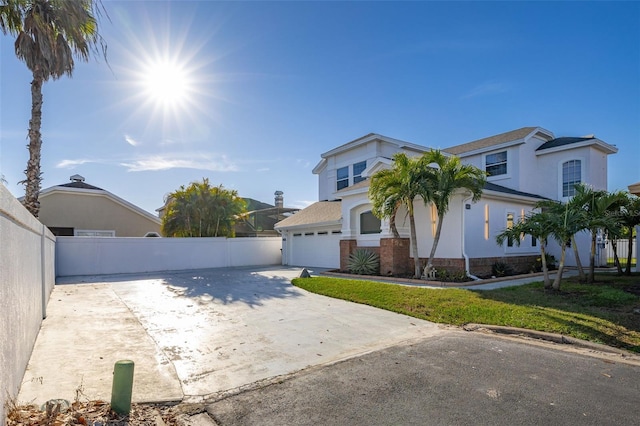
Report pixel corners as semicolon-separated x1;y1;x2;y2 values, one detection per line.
142;60;191;106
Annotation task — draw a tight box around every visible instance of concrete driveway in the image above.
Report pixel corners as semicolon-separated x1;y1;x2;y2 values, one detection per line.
18;266;442;405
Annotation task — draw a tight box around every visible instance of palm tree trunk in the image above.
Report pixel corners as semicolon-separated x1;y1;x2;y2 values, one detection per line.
571;235;586;282
540;243;551;289
611;240;623;275
588;231;597;283
552;246;567;291
424;212;443;277
625;233;634;275
389;208;400;238
408;202;421;278
23;72;44;217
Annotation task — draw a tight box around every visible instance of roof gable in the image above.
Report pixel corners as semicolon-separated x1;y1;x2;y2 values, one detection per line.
536;136;618;155
313;134;430;175
38;183;161;224
443;127;553;156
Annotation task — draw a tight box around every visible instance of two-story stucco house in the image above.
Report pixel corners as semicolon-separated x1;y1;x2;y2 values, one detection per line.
275;127;618;277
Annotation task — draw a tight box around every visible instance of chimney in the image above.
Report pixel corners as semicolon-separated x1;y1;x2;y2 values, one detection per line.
274;190;284;208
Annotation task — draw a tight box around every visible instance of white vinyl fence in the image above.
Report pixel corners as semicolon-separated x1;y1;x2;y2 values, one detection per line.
604;238;637;266
0;184;56;423
56;236;282;277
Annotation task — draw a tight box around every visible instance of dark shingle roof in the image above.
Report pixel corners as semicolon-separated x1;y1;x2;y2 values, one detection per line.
58;181;104;191
484;182;547;200
536;137;594;151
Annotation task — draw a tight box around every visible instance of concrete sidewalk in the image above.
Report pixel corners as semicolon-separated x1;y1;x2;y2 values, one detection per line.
18;267;442;406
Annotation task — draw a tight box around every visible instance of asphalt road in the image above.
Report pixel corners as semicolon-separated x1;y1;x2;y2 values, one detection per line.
206;332;640;426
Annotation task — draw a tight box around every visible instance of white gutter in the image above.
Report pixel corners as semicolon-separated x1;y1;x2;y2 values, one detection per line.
461;194;481;281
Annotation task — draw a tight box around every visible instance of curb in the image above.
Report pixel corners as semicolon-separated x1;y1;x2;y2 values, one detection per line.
462;323;638;358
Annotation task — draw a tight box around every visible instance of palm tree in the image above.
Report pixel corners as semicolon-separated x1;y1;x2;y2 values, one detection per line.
570;184;626;283
3;0;106;217
496;211;555;289
369;153;424;278
620;194;640;275
0;0;23;34
543;201;587;290
162;179;246;238
417;150;485;277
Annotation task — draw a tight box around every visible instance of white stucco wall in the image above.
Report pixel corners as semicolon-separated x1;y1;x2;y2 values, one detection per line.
316;138;427;201
56;236;282;277
465;197;539;259
0;184;55;422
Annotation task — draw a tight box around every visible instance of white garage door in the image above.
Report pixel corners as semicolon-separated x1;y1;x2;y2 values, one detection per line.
288;231;341;269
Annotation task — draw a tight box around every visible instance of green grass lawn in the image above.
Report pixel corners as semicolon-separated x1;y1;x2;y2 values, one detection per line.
292;273;640;353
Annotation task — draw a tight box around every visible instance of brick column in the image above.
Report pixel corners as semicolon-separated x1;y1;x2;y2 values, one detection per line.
340;239;358;272
379;238;411;276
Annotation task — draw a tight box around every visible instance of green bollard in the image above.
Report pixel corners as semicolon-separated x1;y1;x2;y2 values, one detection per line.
111;360;135;415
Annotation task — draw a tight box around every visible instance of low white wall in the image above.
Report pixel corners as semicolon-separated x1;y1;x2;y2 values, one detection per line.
56;236;282;277
0;184;55;422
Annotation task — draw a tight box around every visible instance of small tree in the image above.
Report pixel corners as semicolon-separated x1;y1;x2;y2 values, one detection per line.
496;211;555;289
417;150;485;277
369;153;424;278
162;179;246;238
619;194;640;275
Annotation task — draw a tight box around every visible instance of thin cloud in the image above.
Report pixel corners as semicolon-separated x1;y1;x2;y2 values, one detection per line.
296;159;311;168
461;81;509;99
121;153;238;172
124;135;139;146
56;159;94;169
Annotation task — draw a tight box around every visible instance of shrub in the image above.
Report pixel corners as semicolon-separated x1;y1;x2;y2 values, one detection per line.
347;249;380;275
531;254;557;272
491;261;513;277
435;268;470;282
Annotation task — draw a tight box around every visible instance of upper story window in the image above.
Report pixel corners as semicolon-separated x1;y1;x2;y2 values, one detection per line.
562;160;581;197
353;161;367;184
360;211;381;234
337;166;349;190
486;151;507;177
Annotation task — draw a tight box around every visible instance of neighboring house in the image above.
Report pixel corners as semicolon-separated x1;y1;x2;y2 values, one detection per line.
235;191;300;237
275;128;618;275
35;175;161;237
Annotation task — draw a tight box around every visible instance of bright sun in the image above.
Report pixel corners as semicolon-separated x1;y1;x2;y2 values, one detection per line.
142;60;191;106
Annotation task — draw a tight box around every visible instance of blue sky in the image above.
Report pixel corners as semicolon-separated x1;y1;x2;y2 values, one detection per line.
1;1;639;214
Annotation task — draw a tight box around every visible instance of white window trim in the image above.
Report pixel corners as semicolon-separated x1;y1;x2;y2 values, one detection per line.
483;149;510;181
353;160;367;184
504;211;515;251
336;165;349;191
558;156;585;201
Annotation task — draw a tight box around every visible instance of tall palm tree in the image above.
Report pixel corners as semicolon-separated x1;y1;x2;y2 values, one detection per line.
369;153;424;278
417;150;485;277
4;0;106;217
